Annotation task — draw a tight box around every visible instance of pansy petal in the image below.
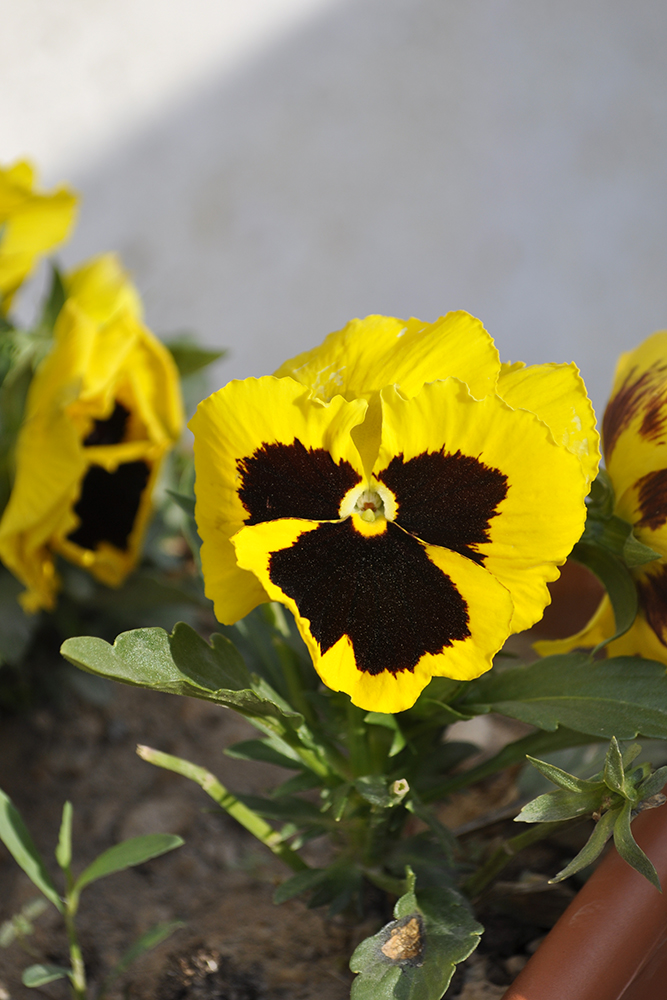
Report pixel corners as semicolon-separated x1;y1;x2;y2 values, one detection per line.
376;381;588;633
497;361;600;485
232;516;513;713
190;377;368;625
65;253;143;324
275;312;500;403
0;161;77;309
602;332;667;500
533;594;615;658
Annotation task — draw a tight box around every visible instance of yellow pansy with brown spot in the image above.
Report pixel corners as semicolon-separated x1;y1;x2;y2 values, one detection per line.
537;331;667;664
192;312;599;713
0;254;183;611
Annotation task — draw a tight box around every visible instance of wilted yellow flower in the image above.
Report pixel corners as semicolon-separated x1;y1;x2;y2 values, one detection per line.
537;331;667;663
191;313;599;713
0;254;183;611
0;161;78;313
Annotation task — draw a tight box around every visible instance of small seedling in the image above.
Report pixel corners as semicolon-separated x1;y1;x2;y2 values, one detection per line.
0;789;184;998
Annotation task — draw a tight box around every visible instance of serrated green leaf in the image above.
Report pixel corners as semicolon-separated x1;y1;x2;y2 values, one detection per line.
73;834;183;894
55;801;72;871
550;807;618;882
0;790;63;912
603;736;627;796
22;963;71;987
613;799;661;890
516;786;604;823
524;755;603;794
571;542;637;648
621;743;643;768
459;654;667;739
350;870;481;1000
60;623;303;734
98;920;184;998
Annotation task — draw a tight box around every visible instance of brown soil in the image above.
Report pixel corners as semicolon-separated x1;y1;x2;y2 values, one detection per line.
0;669;587;1000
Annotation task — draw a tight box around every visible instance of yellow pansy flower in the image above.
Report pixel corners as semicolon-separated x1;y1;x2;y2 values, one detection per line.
0;254;183;611
536;331;667;663
0;161;78;313
191;312;599;713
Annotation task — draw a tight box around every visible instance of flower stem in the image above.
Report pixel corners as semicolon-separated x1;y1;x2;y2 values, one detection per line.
462;820;571;899
63;901;86;1000
137;745;309;873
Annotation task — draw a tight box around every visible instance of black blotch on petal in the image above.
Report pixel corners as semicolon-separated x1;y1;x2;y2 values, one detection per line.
638;566;667;648
378;451;508;565
269;519;470;676
68;461;150;552
603;364;667;459
238;439;361;525
83;401;130;446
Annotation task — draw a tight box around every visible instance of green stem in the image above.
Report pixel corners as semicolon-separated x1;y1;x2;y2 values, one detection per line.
63;901;86;1000
362;866;408;897
346;702;371;777
137;746;309;873
462;820;571;899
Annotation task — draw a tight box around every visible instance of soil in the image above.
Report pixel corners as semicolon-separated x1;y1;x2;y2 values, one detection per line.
0;662;592;1000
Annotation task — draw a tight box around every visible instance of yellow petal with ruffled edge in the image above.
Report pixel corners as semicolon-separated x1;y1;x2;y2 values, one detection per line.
275;312;500;403
190;377;368;625
0;268;183;609
600;332;667;501
275;312;500;474
376;381;588;634
497;362;600;486
0;161;78;311
232;517;513;713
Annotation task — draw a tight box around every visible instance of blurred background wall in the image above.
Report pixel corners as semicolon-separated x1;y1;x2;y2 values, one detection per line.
3;0;667;415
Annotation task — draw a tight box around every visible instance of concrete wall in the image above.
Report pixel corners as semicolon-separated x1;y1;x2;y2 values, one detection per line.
4;0;667;415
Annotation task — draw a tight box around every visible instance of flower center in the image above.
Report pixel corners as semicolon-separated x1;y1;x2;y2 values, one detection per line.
353;489;385;523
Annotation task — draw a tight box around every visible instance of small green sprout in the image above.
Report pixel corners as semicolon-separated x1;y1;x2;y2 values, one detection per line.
516;736;667;889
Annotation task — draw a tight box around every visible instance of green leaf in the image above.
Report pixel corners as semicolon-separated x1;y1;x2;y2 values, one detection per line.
22;964;71;987
350;870;482;999
637;766;667;801
73;834;183;894
224;738;302;770
516;786;604;823
460;654;667;739
166;489;196;518
36;265;66;332
613;799;661;890
0;790;63;912
603;736;627;796
623;531;662;567
586;469;615;519
60;623;303;734
364;713;407;756
165;336;226;376
98;920;184;998
524;755;602;794
550;807;618;882
273;867;330;905
571;542;637;648
55;801;72;871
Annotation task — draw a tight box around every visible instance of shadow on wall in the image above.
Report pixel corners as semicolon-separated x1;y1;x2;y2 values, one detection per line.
60;0;667;411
